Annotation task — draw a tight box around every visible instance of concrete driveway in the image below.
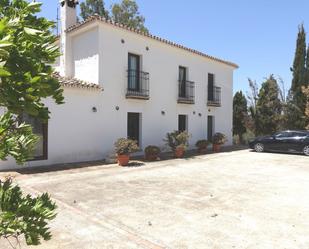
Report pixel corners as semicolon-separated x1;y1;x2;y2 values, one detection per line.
1;149;309;249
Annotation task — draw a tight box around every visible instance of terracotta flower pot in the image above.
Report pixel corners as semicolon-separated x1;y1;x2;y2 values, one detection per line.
213;144;221;153
174;147;185;158
117;154;130;166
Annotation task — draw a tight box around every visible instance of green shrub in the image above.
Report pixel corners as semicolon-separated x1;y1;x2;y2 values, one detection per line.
164;131;190;152
144;145;161;156
0;178;57;247
114;138;139;155
212;133;227;145
195;139;209;149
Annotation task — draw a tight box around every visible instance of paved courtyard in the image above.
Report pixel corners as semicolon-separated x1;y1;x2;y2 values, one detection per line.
1;149;309;249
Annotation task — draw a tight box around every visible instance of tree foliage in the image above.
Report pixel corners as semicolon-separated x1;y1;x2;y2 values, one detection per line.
80;0;109;20
0;177;57;248
255;75;282;135
286;24;308;129
291;24;307;93
0;0;64;163
233;91;247;143
111;0;148;33
0;113;38;164
302;86;309;129
246;78;259;134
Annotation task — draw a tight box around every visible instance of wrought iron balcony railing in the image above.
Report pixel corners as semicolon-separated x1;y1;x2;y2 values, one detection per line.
126;69;150;99
207;86;221;107
178;80;195;104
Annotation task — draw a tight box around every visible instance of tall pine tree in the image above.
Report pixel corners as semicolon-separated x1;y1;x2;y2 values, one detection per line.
80;0;109;20
111;0;148;33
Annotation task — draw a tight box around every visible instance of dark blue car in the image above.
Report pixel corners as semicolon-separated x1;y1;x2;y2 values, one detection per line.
249;130;309;156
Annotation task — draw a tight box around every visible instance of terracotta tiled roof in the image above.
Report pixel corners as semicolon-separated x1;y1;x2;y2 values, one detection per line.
53;72;103;91
65;14;239;69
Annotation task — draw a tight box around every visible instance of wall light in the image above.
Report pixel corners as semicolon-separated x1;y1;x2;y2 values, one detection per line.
116;106;120;111
161;111;165;115
92;107;97;113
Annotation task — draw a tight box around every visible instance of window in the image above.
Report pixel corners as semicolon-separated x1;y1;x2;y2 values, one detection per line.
292;132;306;137
21;114;48;160
207;116;214;142
179;66;187;98
127;112;140;145
128;53;140;91
208;73;214;101
178;115;187;132
275;132;293;138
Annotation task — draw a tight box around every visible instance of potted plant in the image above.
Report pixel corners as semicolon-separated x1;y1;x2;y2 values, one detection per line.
114;138;139;166
144;145;161;161
174;144;187;158
212;133;227;152
195;139;209;154
164;131;190;158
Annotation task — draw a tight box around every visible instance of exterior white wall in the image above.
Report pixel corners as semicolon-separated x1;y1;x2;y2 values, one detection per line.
0;22;236;170
0;88;104;170
72;28;99;84
95;23;234;151
59;0;78;77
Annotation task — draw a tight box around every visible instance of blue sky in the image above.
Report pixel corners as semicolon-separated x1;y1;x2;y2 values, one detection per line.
39;0;309;95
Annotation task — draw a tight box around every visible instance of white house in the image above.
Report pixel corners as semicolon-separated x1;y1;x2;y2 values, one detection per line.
0;0;238;170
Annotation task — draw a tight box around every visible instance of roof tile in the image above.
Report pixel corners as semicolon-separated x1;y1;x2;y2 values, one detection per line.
53;72;103;91
65;14;239;69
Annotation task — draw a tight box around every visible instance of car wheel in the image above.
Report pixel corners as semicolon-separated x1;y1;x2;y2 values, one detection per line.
303;145;309;156
254;143;264;153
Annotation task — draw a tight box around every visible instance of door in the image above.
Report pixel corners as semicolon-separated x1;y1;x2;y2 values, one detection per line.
289;132;307;152
128;53;140;91
270;132;293;151
127;113;140;144
179;66;187;98
207;116;214;142
21;113;48;160
208;73;214;101
178;115;187;132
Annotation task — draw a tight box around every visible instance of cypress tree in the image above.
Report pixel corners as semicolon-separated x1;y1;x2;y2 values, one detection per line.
233;91;248;143
291;24;306;92
255;75;282;135
286;24;307;129
305;45;309;86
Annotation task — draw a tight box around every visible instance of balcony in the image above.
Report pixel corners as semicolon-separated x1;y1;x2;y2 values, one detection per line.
126;69;150;100
178;80;195;104
207;86;221;107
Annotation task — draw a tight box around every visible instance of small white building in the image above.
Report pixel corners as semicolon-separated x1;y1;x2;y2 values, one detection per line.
0;0;238;170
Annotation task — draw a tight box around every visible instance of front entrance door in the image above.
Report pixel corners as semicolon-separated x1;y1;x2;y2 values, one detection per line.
178;115;187;132
127;113;140;144
207;116;214;142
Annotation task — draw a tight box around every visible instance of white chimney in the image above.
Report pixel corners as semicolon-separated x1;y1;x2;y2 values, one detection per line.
59;0;78;77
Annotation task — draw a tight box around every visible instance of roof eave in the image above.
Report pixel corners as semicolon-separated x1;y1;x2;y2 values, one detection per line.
64;15;239;69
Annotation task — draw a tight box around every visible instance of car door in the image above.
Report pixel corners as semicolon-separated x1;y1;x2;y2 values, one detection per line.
271;132;292;152
288;132;308;152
